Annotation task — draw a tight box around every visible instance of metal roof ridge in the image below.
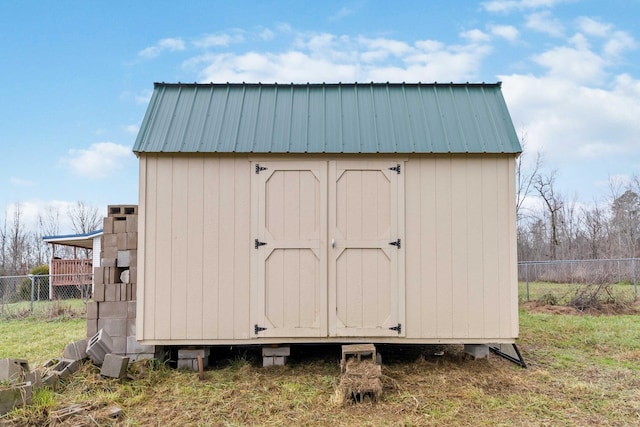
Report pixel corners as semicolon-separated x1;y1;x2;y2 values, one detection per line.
153;81;503;88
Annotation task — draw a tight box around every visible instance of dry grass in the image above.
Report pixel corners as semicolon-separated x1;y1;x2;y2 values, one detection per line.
2;308;640;426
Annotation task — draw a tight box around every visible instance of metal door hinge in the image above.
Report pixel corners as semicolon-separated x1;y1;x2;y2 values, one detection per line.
389;239;401;249
389;323;402;334
255;164;267;174
255;324;267;334
255;239;267;249
389;164;401;174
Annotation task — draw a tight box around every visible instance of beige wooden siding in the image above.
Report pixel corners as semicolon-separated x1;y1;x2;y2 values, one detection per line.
138;153;517;343
137;154;251;341
404;155;518;340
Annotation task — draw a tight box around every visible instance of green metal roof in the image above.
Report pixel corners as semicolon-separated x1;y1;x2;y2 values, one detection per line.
133;82;521;154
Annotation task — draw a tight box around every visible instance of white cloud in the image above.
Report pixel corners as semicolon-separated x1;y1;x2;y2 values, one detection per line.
490;25;519;41
63;142;133;179
195;31;492;84
329;6;353;21
460;29;491;43
124;125;139;135
576;17;612;38
482;0;573;13
138;37;185;58
10;177;35;187
533;45;605;83
526;11;565;37
193;32;244;48
500;73;640;162
603;31;636;57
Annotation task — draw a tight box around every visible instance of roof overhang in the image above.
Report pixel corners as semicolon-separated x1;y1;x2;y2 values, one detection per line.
42;230;103;249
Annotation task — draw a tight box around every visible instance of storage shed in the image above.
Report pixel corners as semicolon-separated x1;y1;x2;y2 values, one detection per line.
132;82;522;349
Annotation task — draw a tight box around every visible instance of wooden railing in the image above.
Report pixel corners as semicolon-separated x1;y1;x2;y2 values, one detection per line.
50;259;93;286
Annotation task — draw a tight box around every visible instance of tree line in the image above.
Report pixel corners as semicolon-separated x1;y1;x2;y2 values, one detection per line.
517;143;640;261
0;202;102;276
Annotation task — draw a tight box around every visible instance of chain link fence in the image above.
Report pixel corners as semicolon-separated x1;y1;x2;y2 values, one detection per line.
0;274;91;318
518;258;639;305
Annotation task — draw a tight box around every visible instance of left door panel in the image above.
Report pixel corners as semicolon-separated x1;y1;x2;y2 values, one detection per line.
251;161;328;337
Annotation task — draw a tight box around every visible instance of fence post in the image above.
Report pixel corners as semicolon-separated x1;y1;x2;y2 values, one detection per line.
29;274;35;315
633;258;637;299
526;263;530;302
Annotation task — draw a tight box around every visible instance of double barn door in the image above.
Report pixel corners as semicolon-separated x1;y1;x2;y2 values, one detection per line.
251;160;405;338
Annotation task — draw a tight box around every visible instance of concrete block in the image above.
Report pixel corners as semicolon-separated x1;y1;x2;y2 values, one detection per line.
129;267;138;285
262;346;290;357
178;348;210;359
0;359;29;383
263;356;287;367
99;301;128;319
100;354;129;379
117;251;130;268
464;344;490;360
86;302;98;320
86;319;98;338
126;336;155;355
93;283;105;302
25;370;42;389
126;215;138;233
120;283;127;300
48;359;79;380
41;372;60;389
101;257;116;267
103;233;118;249
62;339;88;361
111;337;127;355
117;232;137;250
126;319;136;336
104;284;117;302
113;219;127;234
86;329;113;366
128;353;155;362
103;217;114;234
127;301;137;319
94;268;104;286
98;318;127;337
103;246;118;261
108;205;138;217
0;381;32;415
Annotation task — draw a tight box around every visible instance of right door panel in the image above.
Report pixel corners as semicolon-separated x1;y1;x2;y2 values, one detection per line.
329;160;405;337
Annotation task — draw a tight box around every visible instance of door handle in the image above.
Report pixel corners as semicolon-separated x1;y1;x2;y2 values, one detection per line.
331;239;335;248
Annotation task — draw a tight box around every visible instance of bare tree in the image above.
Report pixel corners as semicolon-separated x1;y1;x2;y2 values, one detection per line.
68;202;102;234
515;132;543;221
534;172;563;260
4;204;29;274
582;203;606;259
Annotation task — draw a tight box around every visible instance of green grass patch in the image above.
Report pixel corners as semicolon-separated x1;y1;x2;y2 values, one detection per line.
0;318;85;365
2;310;640;425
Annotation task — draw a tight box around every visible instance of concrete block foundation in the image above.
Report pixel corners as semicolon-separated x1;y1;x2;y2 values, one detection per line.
464;344;490;359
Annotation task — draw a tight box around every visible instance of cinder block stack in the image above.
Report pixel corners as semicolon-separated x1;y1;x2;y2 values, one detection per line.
87;205;155;360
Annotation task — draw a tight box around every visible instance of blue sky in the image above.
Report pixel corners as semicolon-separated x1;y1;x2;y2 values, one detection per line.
1;0;639;232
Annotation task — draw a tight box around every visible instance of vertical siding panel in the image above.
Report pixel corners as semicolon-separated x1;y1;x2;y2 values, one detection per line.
404;159;421;338
233;157;251;339
186;157;204;340
435;157;453;338
154;157;173;340
202;157;220;338
451;157;468;338
217;158;235;339
482;157;500;336
500;157;518;337
170;158;188;339
420;157;438;337
139;156;155;340
509;157;519;337
466;157;485;338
